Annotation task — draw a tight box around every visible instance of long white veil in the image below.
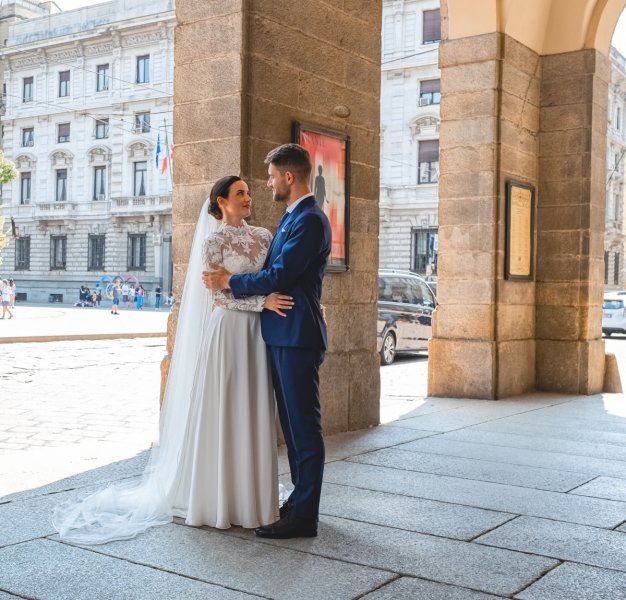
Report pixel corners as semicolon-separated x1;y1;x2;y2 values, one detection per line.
53;198;219;544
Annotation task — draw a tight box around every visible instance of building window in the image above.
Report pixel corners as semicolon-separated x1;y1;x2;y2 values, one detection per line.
58;70;70;97
419;79;441;106
134;112;150;133
15;236;30;270
605;251;610;284
128;233;146;270
93;166;106;200
20;172;31;205
50;235;67;270
617;107;622;132
88;234;105;270
423;9;441;44
136;55;150;83
23;76;33;102
21;127;34;147
56;169;67;202
133;161;147;196
96;63;110;91
412;228;438;276
95;118;109;139
418;140;439;183
615;253;621;286
58;123;70;143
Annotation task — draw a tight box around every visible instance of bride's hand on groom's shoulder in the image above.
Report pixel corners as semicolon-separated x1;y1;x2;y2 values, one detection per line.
264;293;294;317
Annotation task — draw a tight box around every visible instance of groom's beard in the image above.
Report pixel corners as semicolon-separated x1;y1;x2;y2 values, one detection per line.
272;188;289;203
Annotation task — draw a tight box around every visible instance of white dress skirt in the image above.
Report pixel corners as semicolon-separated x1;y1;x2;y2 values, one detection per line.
171;307;278;529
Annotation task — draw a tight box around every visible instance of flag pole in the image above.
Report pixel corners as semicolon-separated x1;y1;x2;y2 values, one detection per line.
164;117;173;192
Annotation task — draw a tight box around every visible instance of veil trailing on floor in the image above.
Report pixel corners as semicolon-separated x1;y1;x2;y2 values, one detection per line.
53;198;219;544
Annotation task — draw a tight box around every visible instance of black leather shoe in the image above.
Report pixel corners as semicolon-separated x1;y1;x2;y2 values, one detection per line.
279;502;291;519
255;515;317;539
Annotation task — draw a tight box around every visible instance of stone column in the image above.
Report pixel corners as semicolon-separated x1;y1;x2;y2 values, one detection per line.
168;1;382;432
429;33;540;399
535;50;608;394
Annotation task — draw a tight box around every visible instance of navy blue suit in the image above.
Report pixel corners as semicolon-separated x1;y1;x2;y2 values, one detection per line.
230;195;331;520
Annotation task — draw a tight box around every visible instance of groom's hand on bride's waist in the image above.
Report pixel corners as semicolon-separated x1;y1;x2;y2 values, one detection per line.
202;265;232;290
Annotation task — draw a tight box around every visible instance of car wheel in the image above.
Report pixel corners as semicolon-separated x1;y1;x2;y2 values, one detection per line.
380;331;396;366
605;331;612;337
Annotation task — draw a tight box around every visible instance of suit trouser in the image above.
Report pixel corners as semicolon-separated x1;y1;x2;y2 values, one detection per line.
268;345;325;520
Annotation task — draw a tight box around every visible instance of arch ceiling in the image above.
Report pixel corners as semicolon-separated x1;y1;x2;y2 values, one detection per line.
444;0;626;55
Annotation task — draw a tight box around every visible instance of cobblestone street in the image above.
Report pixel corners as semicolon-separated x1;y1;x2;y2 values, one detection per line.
0;338;163;497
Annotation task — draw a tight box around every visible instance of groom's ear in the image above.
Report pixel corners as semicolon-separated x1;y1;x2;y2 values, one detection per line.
285;170;295;185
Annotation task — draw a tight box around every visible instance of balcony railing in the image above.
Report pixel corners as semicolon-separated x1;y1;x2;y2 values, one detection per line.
110;195;172;215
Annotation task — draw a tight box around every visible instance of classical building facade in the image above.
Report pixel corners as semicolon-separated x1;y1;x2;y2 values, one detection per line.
0;1;50;128
0;0;174;303
379;0;441;277
606;46;626;289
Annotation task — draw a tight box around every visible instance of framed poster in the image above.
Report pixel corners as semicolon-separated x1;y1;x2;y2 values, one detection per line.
505;180;535;281
293;121;350;272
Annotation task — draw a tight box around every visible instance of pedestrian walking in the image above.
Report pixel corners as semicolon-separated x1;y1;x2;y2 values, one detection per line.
154;285;162;310
111;283;121;315
1;280;14;319
8;279;16;309
136;285;144;310
121;283;130;309
96;285;102;306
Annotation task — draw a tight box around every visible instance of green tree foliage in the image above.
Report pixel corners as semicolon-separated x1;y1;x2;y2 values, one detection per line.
0;152;18;265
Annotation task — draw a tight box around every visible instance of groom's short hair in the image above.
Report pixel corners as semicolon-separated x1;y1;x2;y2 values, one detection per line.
265;144;312;182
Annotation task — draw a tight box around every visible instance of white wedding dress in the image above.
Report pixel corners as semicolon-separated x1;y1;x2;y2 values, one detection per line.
53;201;278;544
171;221;278;528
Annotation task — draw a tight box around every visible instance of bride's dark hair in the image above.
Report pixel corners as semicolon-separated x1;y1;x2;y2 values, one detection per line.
209;175;242;220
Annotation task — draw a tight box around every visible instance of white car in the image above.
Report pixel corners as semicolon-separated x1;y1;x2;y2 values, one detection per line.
602;294;626;336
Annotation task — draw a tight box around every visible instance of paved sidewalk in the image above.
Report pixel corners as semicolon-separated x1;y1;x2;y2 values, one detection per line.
0;304;168;343
3;337;626;598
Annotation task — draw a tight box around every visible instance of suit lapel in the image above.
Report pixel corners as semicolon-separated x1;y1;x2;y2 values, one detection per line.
264;196;315;266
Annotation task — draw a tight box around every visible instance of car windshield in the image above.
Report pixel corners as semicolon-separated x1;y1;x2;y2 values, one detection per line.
603;299;624;310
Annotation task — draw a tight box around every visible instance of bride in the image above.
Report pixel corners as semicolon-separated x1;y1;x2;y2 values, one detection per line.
53;176;293;543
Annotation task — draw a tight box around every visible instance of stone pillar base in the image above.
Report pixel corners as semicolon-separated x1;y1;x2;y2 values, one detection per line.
536;339;605;394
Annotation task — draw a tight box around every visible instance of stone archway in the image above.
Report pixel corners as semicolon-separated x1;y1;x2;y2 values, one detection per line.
428;0;626;398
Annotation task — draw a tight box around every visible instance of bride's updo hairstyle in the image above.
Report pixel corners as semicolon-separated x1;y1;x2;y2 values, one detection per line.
208;175;242;220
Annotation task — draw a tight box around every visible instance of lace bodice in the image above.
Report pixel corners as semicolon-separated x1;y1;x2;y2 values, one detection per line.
202;221;272;312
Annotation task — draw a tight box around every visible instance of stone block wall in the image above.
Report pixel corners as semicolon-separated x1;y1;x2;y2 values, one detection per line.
169;0;382;432
536;49;609;393
431;32;538;398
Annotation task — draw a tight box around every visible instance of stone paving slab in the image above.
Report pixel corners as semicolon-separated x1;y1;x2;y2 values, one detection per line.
511;395;626;425
481;411;626;435
515;562;626;600
386;396;572;432
0;538;253;600
1;449;147;503
396;437;626;480
476;515;626;572
323;461;626;528
0;485;107;548
349;447;592;492
361;576;505;599
322;425;435;460
569;476;626;502
441;428;626;462
234;515;558;597
320;482;514;541
471;418;626;448
67;521;395;600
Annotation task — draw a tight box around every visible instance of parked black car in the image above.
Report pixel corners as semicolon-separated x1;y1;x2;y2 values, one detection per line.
377;270;437;365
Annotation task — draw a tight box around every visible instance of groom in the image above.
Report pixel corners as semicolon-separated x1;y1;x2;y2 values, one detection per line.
202;143;332;538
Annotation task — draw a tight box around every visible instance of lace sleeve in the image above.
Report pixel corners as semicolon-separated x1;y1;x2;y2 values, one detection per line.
203;234;266;312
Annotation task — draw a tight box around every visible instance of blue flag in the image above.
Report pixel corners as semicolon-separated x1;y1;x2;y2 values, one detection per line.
155;133;161;169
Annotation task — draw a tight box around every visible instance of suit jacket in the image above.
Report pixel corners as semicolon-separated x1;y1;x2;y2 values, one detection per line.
229;195;331;349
